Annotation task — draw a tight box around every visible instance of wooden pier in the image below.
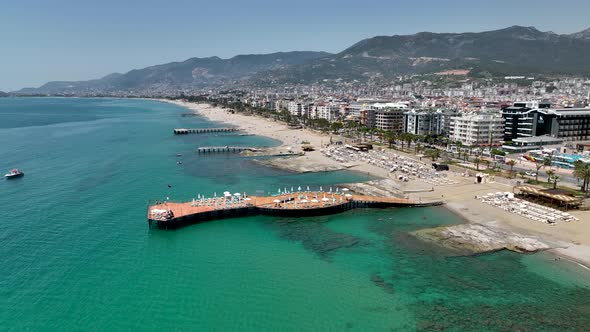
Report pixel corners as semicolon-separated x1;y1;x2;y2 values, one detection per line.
174;128;239;135
196;146;260;153
147;191;442;229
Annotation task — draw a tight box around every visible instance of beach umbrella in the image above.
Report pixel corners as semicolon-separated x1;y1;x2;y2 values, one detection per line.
223;191;230;195
234;193;241;196
322;197;330;202
341;188;349;192
300;199;308;203
345;194;352;198
273;199;281;203
311;199;319;203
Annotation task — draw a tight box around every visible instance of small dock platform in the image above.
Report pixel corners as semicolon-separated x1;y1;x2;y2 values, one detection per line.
196;146;261;153
147;191;443;229
174;128;239;135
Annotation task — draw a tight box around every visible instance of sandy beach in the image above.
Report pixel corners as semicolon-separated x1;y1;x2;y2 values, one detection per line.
162;99;590;268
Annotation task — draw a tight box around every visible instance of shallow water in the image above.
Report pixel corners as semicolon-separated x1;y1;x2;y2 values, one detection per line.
1;98;589;331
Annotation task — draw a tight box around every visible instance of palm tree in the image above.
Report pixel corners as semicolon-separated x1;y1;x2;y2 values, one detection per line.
506;160;516;178
461;151;469;162
415;143;423;154
573;160;590;193
405;133;415;152
384;130;397;148
455;141;464;159
399;133;408;151
474;157;482;171
534;158;551;183
426;149;440;161
551;175;560;189
545;170;555;184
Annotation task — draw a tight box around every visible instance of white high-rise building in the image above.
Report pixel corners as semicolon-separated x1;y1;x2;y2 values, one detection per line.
449;114;505;146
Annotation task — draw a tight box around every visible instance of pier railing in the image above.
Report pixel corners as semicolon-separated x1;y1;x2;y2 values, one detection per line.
174;128;240;135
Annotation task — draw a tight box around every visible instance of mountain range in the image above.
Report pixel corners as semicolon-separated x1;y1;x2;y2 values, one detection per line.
17;26;590;94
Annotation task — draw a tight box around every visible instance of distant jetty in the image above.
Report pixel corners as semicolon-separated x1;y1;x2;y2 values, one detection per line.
196;146;261;154
173;127;239;135
147;190;442;229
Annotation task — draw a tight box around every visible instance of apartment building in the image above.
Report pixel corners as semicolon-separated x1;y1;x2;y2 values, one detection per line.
403;109;444;136
374;108;404;132
449;114;505;146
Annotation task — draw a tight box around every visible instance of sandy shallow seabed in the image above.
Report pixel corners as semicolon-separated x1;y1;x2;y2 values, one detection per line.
161;99;590;269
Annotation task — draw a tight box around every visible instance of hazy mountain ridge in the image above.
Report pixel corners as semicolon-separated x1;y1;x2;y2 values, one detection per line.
253;26;590;85
18;51;331;93
17;26;590;93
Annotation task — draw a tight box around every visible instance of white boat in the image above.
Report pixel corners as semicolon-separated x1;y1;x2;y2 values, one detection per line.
5;169;24;179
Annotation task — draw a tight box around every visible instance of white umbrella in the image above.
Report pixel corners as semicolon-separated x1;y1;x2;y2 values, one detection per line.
224;193;232;197
322;197;330;201
244;197;251;201
273;199;281;203
300;199;308;203
234;193;241;196
341;188;350;192
345;194;352;198
311;199;319;203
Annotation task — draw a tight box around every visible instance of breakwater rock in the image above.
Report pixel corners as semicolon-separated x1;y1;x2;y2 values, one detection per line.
411;223;564;255
340;179;407;198
258;156;346;173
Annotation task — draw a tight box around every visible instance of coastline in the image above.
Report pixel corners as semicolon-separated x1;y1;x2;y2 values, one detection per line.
160;98;590;269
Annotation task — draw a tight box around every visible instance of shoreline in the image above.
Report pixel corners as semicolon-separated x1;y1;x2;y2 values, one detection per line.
161;98;590;270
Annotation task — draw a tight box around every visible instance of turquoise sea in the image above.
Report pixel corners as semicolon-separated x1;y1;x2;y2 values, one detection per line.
1;98;590;331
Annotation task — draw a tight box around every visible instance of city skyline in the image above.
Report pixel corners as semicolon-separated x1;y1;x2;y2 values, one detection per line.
2;0;590;91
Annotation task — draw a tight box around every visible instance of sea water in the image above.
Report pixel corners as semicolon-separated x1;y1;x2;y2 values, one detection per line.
1;98;589;331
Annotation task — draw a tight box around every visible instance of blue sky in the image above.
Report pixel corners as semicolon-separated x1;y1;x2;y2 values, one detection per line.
1;0;590;91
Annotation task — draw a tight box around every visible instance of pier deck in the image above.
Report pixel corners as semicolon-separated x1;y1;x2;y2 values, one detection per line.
147;191;442;229
196;146;261;153
174;128;239;135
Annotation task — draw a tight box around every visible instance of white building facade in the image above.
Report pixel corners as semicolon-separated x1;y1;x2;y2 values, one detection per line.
449;114;505;146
